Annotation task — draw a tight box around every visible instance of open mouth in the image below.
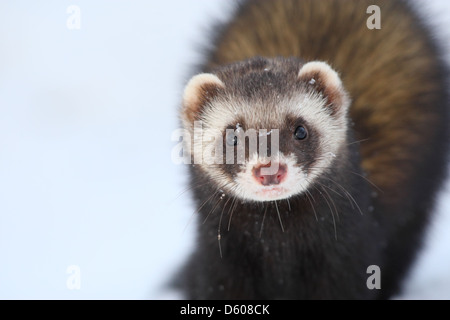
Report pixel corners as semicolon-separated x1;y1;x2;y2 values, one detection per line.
255;186;288;199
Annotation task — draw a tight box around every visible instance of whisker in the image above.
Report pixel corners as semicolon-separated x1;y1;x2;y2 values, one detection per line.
207;181;236;220
183;189;219;233
349;171;383;193
313;185;337;240
218;196;232;259
314;180;345;199
227;196;238;231
203;191;225;224
309;163;382;194
321;184;340;221
304;189;318;222
172;180;210;202
173;170;234;203
274;200;285;232
347;138;370;146
308;172;354;210
259;202;269;238
322;176;363;216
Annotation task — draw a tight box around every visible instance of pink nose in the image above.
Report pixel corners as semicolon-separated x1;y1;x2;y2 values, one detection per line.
252;162;287;186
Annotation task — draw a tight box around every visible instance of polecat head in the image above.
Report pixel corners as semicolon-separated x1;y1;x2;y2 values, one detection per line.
181;57;350;202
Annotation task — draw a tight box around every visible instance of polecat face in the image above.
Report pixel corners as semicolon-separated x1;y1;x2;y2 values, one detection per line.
181;58;350;202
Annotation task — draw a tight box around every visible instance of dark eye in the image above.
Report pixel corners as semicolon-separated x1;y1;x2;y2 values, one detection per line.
294;126;308;140
226;131;238;146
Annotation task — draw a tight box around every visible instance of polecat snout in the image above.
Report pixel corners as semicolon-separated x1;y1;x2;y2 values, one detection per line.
175;0;450;299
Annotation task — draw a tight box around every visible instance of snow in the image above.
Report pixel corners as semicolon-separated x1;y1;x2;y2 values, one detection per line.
0;0;449;300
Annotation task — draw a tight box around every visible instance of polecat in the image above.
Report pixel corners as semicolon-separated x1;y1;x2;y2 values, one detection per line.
176;0;450;299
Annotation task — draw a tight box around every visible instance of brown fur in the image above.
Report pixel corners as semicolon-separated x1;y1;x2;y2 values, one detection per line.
204;0;448;207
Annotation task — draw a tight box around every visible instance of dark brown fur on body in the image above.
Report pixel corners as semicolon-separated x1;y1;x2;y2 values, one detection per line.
177;0;450;299
184;127;382;299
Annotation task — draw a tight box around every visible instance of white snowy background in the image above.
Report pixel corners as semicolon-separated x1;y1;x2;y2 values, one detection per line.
0;0;449;299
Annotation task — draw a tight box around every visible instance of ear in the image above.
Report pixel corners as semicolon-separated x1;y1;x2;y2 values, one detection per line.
298;61;350;116
182;73;225;126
